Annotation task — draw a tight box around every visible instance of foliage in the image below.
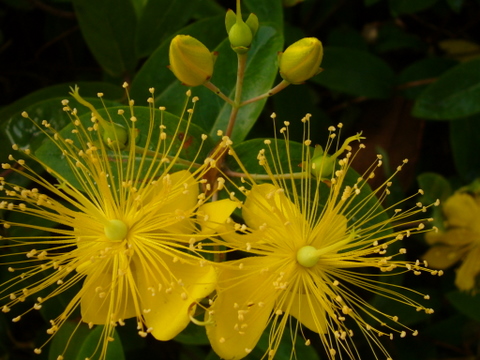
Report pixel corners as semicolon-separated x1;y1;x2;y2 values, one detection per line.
1;0;480;359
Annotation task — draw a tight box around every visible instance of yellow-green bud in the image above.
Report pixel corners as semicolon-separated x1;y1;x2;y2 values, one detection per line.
168;35;216;87
279;37;323;84
310;133;365;179
225;0;258;54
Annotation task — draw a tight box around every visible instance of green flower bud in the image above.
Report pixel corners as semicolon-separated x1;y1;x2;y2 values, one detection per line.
169;35;216;87
310;133;365;179
278;37;324;84
225;0;258;54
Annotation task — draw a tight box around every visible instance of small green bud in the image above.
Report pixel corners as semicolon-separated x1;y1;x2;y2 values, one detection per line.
279;37;323;84
225;0;258;54
310;133;365;179
168;35;216;87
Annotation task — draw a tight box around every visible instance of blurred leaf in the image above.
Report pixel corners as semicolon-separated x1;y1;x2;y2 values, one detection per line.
0;82;124;123
130;0;148;18
135;0;198;58
327;26;368;50
417;172;452;204
450;115;480;181
244;0;283;29
174;321;209;345
412;58;480;119
72;0;137;77
76;325;125;360
192;0;225;18
446;290;480;322
311;47;395;98
398;57;457;100
388;0;439;14
422;314;470;346
374;23;425;53
446;0;465;12
439;39;480;62
48;321;90;360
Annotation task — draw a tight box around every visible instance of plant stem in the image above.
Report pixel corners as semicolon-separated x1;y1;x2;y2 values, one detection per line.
225;52;248;139
240;80;290;107
203;81;235;106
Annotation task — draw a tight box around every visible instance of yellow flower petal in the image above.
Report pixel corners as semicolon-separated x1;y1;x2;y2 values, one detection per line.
207;257;279;359
422;245;465;269
133;253;216;340
425;228;476;247
147;170;199;234
80;270;136;324
282;291;327;334
311;214;347;249
198;199;238;235
455;246;480;291
443;193;480;228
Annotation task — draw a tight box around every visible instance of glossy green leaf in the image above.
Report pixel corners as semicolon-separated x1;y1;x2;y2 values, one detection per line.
413;58;480;119
72;0;137;77
48;321;90;360
135;0;198;58
446;290;480;322
174;321;209;345
133;19;283;142
2;97;120;151
389;0;439;14
450;115;480;181
35;106;214;188
76;325;125;360
310;47;395;98
398;57;457;99
0;82;124;124
244;0;283;29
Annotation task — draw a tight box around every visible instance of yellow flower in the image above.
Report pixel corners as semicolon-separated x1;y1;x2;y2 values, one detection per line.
423;192;480;291
279;37;323;84
206;118;441;359
0;85;233;358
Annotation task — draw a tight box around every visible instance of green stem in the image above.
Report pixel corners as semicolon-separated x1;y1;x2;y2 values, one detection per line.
240;80;290;107
224;168;309;180
225;52;248;139
203;81;235;106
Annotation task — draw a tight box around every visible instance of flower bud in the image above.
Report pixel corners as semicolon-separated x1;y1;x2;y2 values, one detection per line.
278;37;323;84
225;1;258;54
168;35;216;87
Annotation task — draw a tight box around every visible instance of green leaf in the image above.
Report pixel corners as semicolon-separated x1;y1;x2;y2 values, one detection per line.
446;290;480;322
76;325;125;360
244;0;283;30
412;58;480;119
135;0;198;58
397;57;457;100
388;0;439;14
450;115;480;181
130;0;148;18
35;106;214;188
0;82;124;124
2;97;120;151
310;47;395;98
174;321;209;345
48;321;91;360
446;0;465;12
417;172;452;204
72;0;138;77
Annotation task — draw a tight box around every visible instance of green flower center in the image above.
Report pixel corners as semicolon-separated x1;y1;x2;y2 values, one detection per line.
296;245;320;268
104;219;128;241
